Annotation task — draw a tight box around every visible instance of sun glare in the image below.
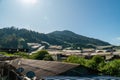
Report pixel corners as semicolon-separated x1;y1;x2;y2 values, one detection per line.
20;0;38;5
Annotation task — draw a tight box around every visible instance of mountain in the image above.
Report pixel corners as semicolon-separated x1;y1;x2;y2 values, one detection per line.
47;30;110;49
0;27;110;49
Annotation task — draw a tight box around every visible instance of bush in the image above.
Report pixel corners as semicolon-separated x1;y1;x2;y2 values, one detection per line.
64;55;120;77
14;52;29;58
101;60;120;76
85;60;97;70
66;55;86;65
43;54;53;61
0;52;15;56
30;50;53;60
86;55;105;70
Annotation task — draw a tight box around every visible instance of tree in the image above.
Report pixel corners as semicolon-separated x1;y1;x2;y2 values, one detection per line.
31;50;50;60
66;55;86;65
43;54;53;61
100;60;120;76
92;55;104;64
14;52;29;59
85;60;97;70
85;55;105;70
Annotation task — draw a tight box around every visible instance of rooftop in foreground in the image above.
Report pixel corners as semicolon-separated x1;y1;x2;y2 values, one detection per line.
11;59;100;79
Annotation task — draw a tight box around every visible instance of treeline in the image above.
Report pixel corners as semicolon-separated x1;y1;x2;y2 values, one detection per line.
0;27;110;49
0;27;65;48
0;27;44;48
66;55;120;77
47;30;110;49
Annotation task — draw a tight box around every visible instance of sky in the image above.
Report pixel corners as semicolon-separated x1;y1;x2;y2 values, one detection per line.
0;0;120;45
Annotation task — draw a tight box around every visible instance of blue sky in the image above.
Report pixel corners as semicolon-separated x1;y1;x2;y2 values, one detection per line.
0;0;120;45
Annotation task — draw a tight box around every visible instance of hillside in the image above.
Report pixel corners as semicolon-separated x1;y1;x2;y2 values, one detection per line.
0;27;110;49
47;30;110;48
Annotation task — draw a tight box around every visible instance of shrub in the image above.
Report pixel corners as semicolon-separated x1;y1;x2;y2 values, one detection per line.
66;55;86;65
14;52;29;58
30;50;52;60
43;54;53;61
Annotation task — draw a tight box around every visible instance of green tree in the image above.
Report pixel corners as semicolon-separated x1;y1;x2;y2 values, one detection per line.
92;55;104;64
43;54;53;61
101;60;120;76
66;55;86;65
31;50;50;60
85;55;105;70
14;52;29;58
98;62;106;71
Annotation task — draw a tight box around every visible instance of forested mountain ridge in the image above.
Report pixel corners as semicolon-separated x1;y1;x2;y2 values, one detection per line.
47;30;110;48
0;27;110;49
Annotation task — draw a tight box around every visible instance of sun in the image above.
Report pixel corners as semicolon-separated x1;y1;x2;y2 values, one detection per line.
20;0;38;5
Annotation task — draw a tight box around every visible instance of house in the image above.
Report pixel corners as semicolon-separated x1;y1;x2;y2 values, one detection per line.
48;45;62;50
82;49;95;53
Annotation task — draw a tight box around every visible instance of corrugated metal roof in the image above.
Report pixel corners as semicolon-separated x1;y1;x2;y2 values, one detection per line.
12;59;79;78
